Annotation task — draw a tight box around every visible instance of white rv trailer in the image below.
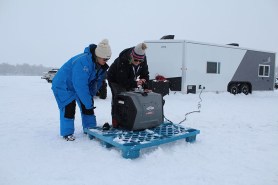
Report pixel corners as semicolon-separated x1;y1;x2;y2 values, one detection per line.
145;39;276;94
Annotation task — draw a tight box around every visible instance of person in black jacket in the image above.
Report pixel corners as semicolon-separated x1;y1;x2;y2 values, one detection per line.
107;43;149;127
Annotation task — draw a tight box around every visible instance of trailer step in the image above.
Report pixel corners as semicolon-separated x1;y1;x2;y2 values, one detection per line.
84;122;200;159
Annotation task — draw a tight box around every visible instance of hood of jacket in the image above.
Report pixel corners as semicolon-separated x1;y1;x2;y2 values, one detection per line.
83;44;97;57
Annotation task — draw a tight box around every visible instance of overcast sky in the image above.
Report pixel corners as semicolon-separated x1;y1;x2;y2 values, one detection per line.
0;0;277;68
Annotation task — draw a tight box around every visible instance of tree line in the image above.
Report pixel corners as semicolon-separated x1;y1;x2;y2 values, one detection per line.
0;63;54;76
1;62;277;77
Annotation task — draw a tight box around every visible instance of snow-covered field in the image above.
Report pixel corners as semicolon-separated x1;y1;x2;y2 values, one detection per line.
0;76;277;185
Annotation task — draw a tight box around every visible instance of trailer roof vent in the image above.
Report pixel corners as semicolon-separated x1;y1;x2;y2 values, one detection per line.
227;43;239;47
160;35;175;40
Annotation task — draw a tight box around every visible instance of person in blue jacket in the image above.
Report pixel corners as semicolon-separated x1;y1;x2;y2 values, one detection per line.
52;39;112;141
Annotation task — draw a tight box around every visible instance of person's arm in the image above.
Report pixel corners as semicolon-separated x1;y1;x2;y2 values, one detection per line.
139;58;150;89
116;60;138;89
96;64;109;91
72;60;93;109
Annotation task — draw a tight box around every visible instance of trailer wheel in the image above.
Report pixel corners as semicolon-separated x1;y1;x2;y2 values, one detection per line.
229;84;239;95
241;84;249;95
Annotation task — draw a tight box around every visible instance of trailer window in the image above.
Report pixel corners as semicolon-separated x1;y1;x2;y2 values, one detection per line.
207;62;220;74
258;65;270;77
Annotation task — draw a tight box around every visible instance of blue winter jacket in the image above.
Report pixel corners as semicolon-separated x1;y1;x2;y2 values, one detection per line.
52;45;109;109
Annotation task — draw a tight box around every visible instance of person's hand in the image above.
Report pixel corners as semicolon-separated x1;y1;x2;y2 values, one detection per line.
137;79;146;86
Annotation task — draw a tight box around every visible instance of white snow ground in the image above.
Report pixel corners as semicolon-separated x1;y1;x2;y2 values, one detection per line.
0;76;277;185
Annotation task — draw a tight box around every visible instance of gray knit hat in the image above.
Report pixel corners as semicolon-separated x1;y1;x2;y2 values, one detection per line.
95;39;112;58
132;43;147;60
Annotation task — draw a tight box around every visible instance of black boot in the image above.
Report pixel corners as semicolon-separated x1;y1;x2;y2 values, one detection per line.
102;122;111;130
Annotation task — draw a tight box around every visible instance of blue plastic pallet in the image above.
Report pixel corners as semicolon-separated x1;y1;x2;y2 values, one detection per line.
84;122;200;159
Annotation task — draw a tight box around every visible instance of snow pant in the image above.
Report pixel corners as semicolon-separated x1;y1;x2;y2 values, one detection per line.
108;82;127;127
59;99;96;136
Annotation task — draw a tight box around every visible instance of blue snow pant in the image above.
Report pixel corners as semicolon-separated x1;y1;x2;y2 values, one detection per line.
59;99;96;136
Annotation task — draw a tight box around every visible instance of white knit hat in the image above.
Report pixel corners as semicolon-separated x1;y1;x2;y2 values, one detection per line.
95;39;112;58
132;43;147;60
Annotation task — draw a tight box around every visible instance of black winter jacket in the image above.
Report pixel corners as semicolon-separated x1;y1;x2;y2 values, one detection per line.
107;47;149;90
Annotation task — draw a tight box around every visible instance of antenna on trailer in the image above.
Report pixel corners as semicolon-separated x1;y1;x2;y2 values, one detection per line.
227;43;239;46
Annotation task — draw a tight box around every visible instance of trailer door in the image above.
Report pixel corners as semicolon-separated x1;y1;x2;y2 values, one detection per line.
145;41;184;90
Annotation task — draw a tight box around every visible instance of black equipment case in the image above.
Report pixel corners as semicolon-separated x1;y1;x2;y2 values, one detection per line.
148;80;170;97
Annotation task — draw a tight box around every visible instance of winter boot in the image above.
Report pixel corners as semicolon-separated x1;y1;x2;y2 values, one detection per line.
102;122;111;130
63;134;75;141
